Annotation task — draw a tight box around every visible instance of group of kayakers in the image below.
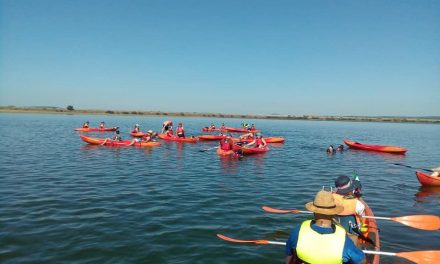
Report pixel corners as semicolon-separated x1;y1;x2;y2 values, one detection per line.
218;133;267;151
82;121;106;129
161;121;186;138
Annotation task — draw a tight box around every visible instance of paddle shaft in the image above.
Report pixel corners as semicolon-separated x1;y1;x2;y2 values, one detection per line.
200;146;219;152
262;205;440;230
220;237;392;255
393;163;433;172
363;216;391;220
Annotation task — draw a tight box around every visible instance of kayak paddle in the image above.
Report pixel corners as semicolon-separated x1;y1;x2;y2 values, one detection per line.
362;215;440;231
262;206;440;230
217;233;440;263
393;163;434;172
199;146;219;152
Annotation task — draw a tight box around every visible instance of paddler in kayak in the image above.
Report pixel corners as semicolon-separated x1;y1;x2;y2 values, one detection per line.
101;129;122;145
219;136;234;151
431;166;440;177
140;130;153;142
82;121;90;128
332;175;366;241
161;120;173;134
165;128;174;137
245;133;267;148
285;190;365;264
99;121;105;129
133;124;140;133
239;132;254;140
176;122;185;138
144;130;158;141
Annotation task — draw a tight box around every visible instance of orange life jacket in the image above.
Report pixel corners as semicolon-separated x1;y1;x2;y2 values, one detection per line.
332;193;358;216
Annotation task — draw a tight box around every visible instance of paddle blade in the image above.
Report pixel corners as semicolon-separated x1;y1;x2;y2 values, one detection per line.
261;206;301;214
392;215;440;230
396;250;440;264
217;234;270;244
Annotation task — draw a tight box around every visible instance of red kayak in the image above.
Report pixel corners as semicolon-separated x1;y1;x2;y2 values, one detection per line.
130;130;146;137
416;171;440;186
202;127;224;132
224;127;260;133
232;137;285;144
343;139;407;154
158;134;198;143
80;135;160;147
232;144;269;155
75;127;117;132
198;135;226;141
217;148;235;156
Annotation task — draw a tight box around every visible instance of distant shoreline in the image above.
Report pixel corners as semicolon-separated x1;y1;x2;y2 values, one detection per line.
1;106;439;124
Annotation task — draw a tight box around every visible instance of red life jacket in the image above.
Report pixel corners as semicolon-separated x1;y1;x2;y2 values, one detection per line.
255;138;263;146
176;127;184;134
220;139;232;150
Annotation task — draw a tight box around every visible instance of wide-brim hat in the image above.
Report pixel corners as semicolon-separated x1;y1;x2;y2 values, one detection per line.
305;190;344;215
335;175;362;195
147;130;153;134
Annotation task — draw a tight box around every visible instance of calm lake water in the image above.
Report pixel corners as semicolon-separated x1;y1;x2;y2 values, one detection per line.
0;113;439;263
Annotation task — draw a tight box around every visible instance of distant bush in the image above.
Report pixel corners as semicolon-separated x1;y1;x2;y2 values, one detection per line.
67;105;74;111
106;110;114;114
122;111;129;115
131;111;138;115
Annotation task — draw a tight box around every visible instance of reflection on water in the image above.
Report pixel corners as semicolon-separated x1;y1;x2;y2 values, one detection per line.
415;186;440;204
219;155;240;174
345;148;407;161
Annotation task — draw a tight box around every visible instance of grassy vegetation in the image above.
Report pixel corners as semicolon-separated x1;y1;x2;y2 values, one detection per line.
1;105;439;124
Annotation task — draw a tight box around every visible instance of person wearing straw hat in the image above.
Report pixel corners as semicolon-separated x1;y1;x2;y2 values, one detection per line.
285;190;365;264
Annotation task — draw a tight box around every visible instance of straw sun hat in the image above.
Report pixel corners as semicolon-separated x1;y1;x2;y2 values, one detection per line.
305;190;344;215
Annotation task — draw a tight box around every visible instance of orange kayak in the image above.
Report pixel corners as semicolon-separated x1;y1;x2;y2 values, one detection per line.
80;135;160;147
217;148;235;156
232;137;285;144
202;127;225;132
158;134;198;143
360;199;380;264
130;130;146;137
232;144;269;155
416;171;440;186
199;135;226;141
75;127;117;132
343;139;407;154
224;127;260;133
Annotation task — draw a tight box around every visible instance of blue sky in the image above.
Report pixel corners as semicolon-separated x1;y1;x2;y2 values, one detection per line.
1;0;439;116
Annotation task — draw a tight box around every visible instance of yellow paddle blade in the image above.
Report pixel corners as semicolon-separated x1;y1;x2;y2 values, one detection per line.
392;215;440;230
397;250;440;264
